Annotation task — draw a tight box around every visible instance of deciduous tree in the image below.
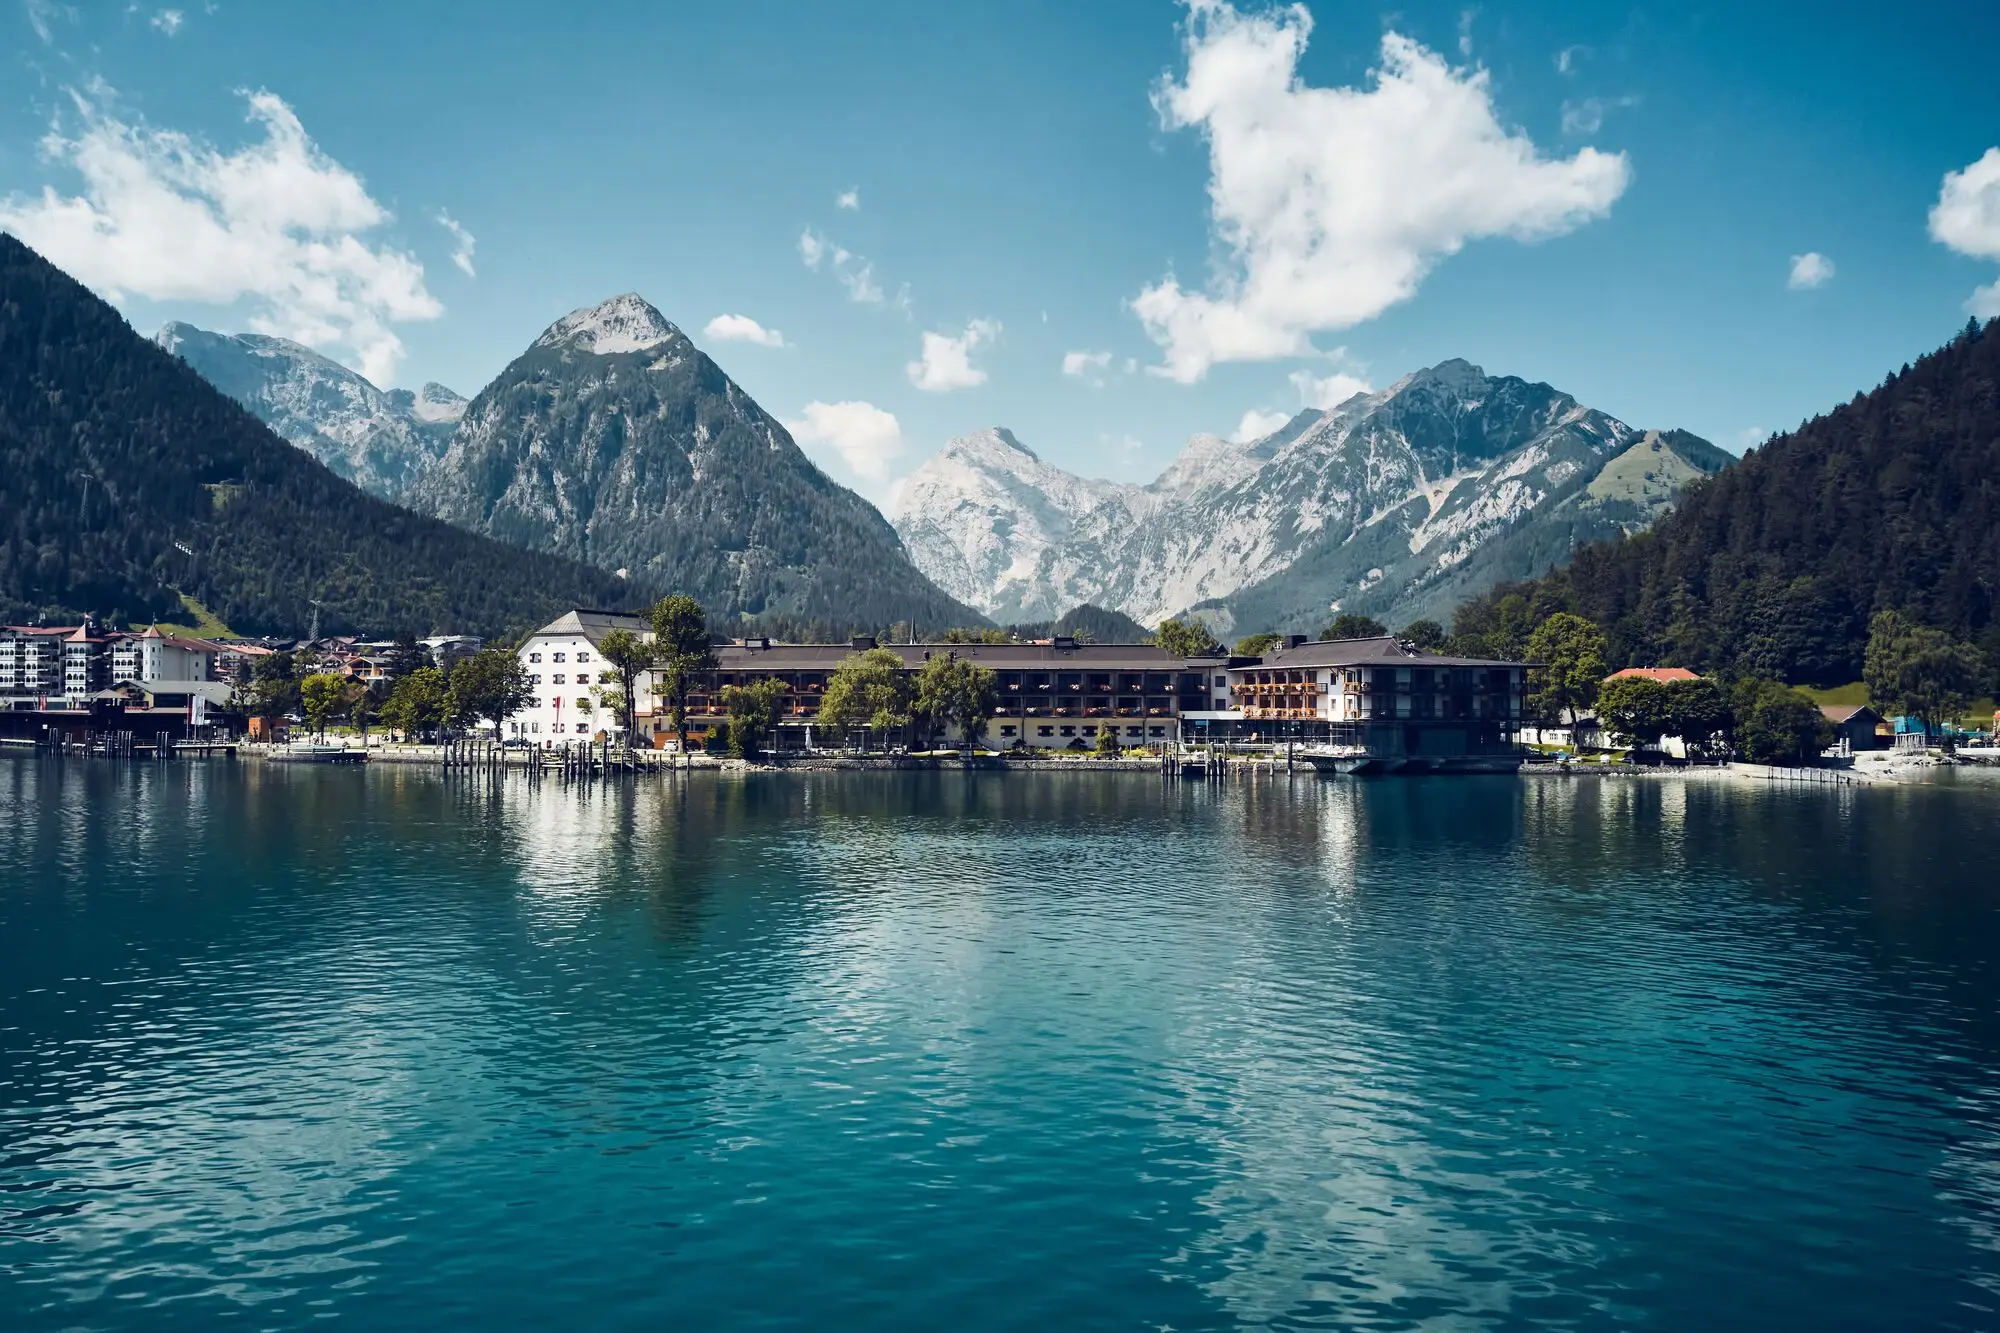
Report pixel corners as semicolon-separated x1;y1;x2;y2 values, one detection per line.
818;647;911;751
914;651;997;751
1156;617;1222;657
299;672;346;740
1396;619;1450;653
1864;609;1983;738
1321;613;1387;641
1597;675;1670;750
595;627;655;744
447;648;535;736
720;676;788;757
650;594;714;752
1524;613;1608;727
381;666;447;741
1733;679;1834;764
1234;631;1283;656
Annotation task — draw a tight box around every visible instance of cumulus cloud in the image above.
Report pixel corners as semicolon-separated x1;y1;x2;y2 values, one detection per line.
150;8;182;35
1930;147;2000;317
1289;366;1373;409
0;86;441;385
702;313;786;347
1062;348;1112;385
435;209;476;277
1232;408;1289;442
836;187;859;210
798;226;889;305
1133;6;1630;383
784;399;905;479
1787;251;1833;290
1560;94;1641;137
908;318;1000;391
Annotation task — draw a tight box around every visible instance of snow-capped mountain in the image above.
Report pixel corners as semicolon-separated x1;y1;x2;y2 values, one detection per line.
152;323;461;502
893;360;1730;632
405;294;978;626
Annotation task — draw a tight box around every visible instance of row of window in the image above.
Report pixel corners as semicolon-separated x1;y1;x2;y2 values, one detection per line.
508;721;593;735
525;648;591;665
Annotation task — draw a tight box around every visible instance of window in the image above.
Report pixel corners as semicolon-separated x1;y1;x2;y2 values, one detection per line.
1000;725;1017;737
1149;726;1165;737
529;653;541;663
531;722;540;735
1081;726;1096;736
530;674;541;685
1126;725;1143;736
577;651;591;663
1059;725;1074;737
1037;726;1054;737
554;652;566;663
553;673;565;684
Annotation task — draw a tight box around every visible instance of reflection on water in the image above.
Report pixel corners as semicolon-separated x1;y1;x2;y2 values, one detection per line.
2;758;2000;1330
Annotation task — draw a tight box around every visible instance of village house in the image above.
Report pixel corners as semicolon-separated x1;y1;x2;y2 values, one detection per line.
1820;704;1888;754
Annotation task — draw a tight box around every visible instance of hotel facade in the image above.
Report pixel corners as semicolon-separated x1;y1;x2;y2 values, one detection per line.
513;610;1525;759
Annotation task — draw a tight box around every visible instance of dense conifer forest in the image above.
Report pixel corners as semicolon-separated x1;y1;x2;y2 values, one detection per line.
1453;318;2000;686
0;235;632;638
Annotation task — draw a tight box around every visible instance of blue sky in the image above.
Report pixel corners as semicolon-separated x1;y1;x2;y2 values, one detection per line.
6;1;2000;506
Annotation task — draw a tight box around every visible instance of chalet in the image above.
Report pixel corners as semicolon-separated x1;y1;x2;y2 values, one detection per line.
1820;704;1887;754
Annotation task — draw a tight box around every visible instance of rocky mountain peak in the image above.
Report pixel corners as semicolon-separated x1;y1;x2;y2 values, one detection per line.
387;382;469;425
532;293;682;356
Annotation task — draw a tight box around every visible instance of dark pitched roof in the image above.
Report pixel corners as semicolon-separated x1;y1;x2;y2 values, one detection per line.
1249;636;1524;669
713;642;1225;672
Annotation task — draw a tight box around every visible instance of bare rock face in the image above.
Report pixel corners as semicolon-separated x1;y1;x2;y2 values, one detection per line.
406;295;977;626
893;360;1729;633
154;323;461;503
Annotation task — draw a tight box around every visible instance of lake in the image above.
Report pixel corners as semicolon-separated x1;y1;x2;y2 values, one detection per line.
3;757;2000;1330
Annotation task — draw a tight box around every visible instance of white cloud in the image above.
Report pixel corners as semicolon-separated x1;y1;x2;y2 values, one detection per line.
1289;367;1373;409
1232;408;1289;442
0;85;441;385
1062;348;1112;384
907;318;999;391
702;313;786;347
836;187;859;211
799;226;889;304
1456;8;1476;59
1734;427;1767;452
1787;251;1833;290
435;209;475;278
1134;7;1630;383
1930;147;2000;317
27;0;73;44
1555;45;1590;76
150;8;182;35
1560;95;1641;137
784;399;904;480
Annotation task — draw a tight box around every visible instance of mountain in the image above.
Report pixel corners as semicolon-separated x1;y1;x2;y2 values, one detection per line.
1451;318;2000;686
399;294;979;627
153;323;463;502
0;234;631;638
893;360;1727;632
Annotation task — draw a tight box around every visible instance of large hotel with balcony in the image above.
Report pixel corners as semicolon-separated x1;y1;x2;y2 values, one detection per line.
513;612;1233;749
514;611;1526;760
1215;634;1527;760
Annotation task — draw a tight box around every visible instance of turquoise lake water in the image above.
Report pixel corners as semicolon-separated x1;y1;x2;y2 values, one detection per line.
3;757;2000;1330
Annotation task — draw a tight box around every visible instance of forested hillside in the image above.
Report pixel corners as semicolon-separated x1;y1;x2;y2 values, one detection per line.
0;235;631;638
1452;318;2000;684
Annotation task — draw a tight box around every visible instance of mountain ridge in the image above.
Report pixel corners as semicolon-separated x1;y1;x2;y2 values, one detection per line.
893;360;1728;632
0;233;633;639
